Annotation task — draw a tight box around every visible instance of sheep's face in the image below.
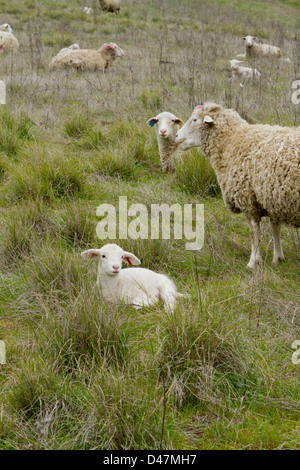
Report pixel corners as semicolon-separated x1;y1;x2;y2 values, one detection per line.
243;35;256;48
81;244;140;276
99;43;125;58
0;24;12;33
176;103;222;150
147;112;183;140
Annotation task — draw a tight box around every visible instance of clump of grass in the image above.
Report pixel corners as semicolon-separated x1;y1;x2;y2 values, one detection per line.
155;300;255;408
0;108;36;157
91;149;139;181
6;149;86;202
89;368;165;449
175;150;220;197
140;89;162;112
79;129;107;150
37;289;132;372
49;202;97;248
25;243;83;298
64;115;90;138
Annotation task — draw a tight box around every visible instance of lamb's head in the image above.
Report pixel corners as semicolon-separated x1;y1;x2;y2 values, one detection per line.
98;43;125;58
0;24;12;33
243;35;256;48
147;112;183;141
175;103;223;150
69;43;80;50
230;59;244;69
81;243;140;276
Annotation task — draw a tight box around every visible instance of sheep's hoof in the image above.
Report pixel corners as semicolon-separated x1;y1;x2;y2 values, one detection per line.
246;259;262;270
273;255;285;264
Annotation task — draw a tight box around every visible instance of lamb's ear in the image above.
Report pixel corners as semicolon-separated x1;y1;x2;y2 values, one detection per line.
81;249;101;259
174;118;184;127
122;251;141;266
203;115;215;127
147;118;158;127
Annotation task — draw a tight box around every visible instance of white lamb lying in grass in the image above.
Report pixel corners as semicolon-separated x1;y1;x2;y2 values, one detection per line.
81;243;183;312
230;59;261;79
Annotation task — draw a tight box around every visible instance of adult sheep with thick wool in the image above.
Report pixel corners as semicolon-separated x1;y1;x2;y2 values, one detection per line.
176;102;300;269
0;24;19;53
49;42;125;72
147;111;184;172
81;243;183;312
99;0;121;14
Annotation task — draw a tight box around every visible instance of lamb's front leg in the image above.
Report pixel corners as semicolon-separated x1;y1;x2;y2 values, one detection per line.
245;214;262;269
269;219;285;263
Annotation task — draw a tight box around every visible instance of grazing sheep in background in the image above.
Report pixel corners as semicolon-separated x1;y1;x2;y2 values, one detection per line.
243;35;282;59
176;102;300;269
83;7;93;15
147;112;184;173
230;59;261;79
82;243;182;312
99;0;121;14
0;24;19;53
49;42;125;72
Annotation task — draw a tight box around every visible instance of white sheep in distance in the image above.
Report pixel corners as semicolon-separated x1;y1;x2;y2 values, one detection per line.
49;42;125;72
99;0;121;14
81;243;183;312
147;112;184;173
0;24;19;53
230;59;261;79
83;7;93;15
176;103;300;269
243;35;282;59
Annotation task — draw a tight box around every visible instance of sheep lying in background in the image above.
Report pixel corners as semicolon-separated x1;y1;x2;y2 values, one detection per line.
82;243;183;312
230;59;261;79
99;0;121;14
0;24;19;53
58;43;80;55
176;102;300;269
243;35;282;59
49;42;125;72
83;7;93;15
147;112;184;172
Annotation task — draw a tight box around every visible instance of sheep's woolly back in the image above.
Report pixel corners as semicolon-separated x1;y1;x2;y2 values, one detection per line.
0;31;19;53
99;0;121;13
49;43;124;72
193;103;300;227
246;42;282;58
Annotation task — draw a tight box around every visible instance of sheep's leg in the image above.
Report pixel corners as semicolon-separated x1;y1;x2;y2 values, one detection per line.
245;214;262;269
270;220;284;263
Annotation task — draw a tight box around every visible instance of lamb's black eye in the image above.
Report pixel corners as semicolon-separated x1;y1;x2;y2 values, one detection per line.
102;255;106;259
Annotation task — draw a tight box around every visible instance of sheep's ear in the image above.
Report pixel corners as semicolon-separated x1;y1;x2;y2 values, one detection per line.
81;249;101;259
174;118;184;127
147;118;158;127
203;115;215;126
122;251;141;266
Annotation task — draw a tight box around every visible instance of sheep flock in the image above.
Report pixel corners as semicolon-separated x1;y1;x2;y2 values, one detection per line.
0;2;299;314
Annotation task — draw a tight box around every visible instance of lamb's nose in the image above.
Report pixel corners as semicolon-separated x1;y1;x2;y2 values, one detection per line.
160;129;167;135
113;265;120;271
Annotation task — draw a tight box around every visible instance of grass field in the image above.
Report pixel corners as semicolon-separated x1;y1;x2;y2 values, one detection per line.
0;0;299;450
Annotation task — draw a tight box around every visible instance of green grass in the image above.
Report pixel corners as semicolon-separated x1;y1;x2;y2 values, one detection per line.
0;0;299;451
